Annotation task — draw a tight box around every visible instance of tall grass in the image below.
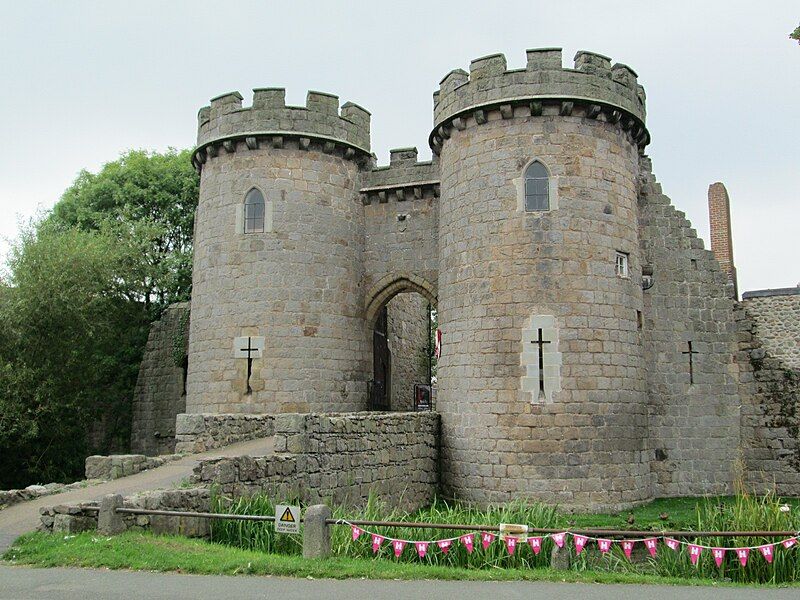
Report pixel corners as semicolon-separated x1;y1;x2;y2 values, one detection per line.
209;489;800;583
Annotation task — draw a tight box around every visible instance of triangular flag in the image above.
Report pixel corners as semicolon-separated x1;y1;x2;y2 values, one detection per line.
552;532;565;548
504;536;517;555
782;537;797;550
371;534;384;553
737;547;750;566
481;532;496;550
689;544;702;566
527;537;542;555
759;544;774;564
460;534;474;554
598;539;612;554
644;538;658;557
393;539;406;558
712;547;725;567
437;539;452;554
574;535;588;555
665;538;680;552
352;526;362;541
621;540;634;559
415;542;428;558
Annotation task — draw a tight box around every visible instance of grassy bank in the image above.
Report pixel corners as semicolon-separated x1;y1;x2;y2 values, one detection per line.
0;531;776;586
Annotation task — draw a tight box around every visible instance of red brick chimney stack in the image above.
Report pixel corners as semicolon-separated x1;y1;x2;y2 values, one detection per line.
708;182;738;299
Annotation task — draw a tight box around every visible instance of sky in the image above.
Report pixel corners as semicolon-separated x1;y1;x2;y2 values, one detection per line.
1;1;797;293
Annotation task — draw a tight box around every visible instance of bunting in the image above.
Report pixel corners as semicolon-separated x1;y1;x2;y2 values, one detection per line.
339;520;800;567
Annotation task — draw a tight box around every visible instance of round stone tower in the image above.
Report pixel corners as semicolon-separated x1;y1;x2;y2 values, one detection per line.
431;49;652;511
187;89;372;414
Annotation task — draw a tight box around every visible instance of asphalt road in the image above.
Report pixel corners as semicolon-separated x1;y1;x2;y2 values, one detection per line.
0;437;273;553
0;566;798;600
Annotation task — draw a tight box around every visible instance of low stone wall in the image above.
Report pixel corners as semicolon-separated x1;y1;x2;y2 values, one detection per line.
193;411;439;511
0;481;102;511
39;488;211;537
174;413;275;454
84;454;182;480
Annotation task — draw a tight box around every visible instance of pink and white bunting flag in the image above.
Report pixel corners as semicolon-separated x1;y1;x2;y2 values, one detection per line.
527;537;542;555
665;538;680;552
460;534;475;554
481;532;496;550
437;539;452;554
551;533;566;548
621;540;634;559
352;526;362;541
712;548;725;567
759;544;774;564
574;535;588;555
393;539;406;558
688;544;702;566
415;542;429;558
504;536;517;555
737;547;750;566
644;538;658;557
371;534;385;553
598;539;612;554
782;537;797;550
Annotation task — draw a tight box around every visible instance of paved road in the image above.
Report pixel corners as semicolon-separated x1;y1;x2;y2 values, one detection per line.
0;566;797;600
0;438;273;552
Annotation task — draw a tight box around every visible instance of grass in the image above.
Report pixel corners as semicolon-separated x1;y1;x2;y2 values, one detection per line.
1;530;790;587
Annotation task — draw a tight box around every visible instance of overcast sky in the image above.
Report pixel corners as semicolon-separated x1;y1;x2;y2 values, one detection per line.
1;1;797;293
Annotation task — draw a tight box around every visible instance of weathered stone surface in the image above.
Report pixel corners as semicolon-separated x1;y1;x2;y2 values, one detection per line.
174;414;274;454
98;494;125;535
303;504;332;558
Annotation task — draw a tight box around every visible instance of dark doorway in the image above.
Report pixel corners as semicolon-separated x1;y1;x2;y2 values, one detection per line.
371;305;391;410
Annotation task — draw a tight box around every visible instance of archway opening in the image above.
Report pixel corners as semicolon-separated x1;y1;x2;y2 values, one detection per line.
365;277;437;411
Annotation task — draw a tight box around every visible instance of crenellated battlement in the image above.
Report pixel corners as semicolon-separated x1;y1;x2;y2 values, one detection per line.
431;48;648;153
360;147;440;205
193;89;371;170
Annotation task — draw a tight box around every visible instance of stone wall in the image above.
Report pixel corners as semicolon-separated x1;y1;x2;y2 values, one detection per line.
638;158;741;498
193;412;438;511
174;413;274;454
741;288;800;370
39;488;211;537
386;293;431;411
736;305;800;496
84;454;182;480
130;303;190;455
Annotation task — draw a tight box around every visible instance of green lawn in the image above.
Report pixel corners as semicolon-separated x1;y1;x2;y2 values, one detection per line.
0;531;779;586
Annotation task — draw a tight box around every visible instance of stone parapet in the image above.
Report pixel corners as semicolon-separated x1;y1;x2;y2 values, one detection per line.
192;411;439;511
360;147;440;205
174;413;275;454
431;49;648;153
741;287;800;371
193;89;371;171
84;454;182;480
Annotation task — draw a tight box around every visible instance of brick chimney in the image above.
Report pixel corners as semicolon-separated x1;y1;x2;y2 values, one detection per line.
708;182;738;299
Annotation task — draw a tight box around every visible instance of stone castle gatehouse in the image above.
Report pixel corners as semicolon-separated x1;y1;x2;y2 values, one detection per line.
130;47;800;511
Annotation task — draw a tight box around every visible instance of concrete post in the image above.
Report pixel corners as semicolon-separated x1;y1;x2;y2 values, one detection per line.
550;542;571;570
97;494;126;535
302;504;332;559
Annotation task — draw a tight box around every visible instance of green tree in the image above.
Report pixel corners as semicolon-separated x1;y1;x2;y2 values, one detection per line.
792;24;800;44
48;149;199;315
0;224;149;487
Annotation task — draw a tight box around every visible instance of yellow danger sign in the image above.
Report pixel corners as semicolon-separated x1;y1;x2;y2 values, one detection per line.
275;504;300;534
280;507;295;523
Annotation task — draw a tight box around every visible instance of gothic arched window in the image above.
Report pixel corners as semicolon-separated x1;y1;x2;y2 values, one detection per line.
244;188;265;233
524;160;550;211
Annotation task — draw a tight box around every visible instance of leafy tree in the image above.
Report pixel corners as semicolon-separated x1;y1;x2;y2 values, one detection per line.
48;149;199;315
0;223;150;487
792;24;800;44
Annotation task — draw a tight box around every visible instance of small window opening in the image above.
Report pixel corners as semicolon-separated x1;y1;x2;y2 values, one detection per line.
524;161;550;211
244;188;265;234
636;310;643;330
691;259;698;270
615;252;629;278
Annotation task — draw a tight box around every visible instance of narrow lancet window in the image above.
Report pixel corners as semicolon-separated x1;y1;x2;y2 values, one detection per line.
244;188;265;233
524;161;550;211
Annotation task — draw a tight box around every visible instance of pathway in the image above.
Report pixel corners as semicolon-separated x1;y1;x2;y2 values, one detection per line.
0;566;796;600
0;437;273;552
